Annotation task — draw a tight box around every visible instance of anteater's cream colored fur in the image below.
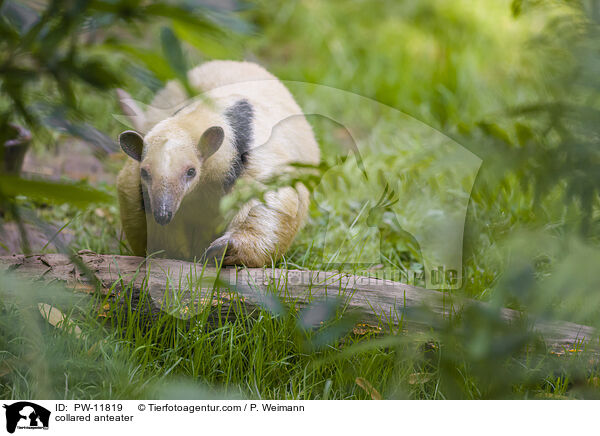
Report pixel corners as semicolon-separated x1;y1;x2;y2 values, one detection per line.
116;61;320;266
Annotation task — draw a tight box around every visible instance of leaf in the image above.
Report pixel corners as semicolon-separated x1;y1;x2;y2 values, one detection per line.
68;122;118;154
74;58;122;89
38;303;82;338
145;3;219;30
105;42;175;82
0;175;112;207
207;10;254;34
126;64;163;92
515;123;533;147
1;0;40;34
173;21;237;59
511;0;523;18
160;26;191;93
478;122;512;146
355;377;382;400
42;111;118;154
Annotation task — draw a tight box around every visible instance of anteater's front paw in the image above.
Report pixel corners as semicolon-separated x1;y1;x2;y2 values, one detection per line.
202;233;272;267
202;234;231;266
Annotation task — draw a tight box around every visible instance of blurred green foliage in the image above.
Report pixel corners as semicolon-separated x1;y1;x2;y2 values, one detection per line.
0;0;236;220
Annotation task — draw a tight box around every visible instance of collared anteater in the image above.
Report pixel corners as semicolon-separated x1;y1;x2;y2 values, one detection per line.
116;61;320;266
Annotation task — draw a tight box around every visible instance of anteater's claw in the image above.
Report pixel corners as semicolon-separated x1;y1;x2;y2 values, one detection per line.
201;238;229;266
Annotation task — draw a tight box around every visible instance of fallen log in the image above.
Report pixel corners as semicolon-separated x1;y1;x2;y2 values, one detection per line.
0;250;596;350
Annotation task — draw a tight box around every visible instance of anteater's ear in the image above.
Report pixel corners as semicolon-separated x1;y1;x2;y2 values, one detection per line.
198;126;224;159
119;130;144;162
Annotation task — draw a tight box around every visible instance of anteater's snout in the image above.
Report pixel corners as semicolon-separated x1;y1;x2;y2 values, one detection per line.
154;207;172;225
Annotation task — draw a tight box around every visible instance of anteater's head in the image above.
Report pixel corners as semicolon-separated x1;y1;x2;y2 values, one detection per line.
119;117;225;226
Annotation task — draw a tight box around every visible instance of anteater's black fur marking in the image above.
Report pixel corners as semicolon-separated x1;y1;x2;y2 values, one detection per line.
223;99;254;190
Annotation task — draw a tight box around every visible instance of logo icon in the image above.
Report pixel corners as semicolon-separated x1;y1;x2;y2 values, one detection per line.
2;402;50;434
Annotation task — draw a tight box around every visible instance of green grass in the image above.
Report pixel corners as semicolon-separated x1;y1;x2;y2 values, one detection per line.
2;0;600;399
1;268;401;400
3;263;598;400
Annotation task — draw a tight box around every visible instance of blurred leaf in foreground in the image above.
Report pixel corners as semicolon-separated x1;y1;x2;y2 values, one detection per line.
0;176;111;208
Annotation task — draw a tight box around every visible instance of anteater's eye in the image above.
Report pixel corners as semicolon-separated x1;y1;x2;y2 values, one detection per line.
140;168;150;180
186;168;196;178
